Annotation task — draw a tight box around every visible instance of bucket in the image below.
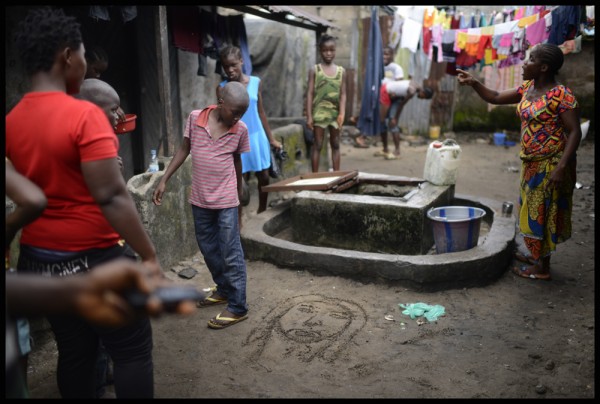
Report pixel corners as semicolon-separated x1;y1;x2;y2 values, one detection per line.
423;139;461;186
493;132;506;146
115;114;137;134
427;206;486;253
429;125;441;139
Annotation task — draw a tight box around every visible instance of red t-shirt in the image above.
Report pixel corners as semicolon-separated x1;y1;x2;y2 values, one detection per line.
185;105;250;209
5;92;121;251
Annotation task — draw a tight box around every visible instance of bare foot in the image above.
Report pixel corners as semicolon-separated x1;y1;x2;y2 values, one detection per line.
511;264;551;280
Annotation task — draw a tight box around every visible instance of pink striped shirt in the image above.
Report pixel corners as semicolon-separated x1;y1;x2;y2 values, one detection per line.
184;105;250;209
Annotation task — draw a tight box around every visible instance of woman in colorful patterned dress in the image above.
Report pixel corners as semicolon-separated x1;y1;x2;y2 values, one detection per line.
306;34;346;172
457;43;582;280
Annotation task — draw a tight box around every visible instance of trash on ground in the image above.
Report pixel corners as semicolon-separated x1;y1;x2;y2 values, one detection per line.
399;302;446;322
384;314;395;321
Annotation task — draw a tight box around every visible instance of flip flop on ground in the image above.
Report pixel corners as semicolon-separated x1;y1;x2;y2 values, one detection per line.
196;294;227;308
384;152;398;160
207;312;248;329
511;265;551;281
373;150;387;157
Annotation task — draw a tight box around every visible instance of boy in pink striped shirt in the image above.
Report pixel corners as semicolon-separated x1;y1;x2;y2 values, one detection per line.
153;81;251;329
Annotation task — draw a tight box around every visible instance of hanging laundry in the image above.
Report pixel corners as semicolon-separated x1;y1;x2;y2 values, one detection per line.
548;6;581;45
169;6;202;53
356;6;384;137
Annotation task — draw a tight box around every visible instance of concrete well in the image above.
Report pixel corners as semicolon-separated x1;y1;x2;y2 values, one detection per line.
291;181;453;255
241;183;516;291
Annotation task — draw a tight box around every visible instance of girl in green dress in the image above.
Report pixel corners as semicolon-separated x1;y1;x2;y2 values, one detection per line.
306;34;346;172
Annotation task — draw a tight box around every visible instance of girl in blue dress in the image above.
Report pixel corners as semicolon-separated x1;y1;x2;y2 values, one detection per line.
218;46;282;218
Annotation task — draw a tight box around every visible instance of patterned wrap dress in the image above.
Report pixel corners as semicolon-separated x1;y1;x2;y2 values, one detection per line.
516;80;578;259
312;64;345;129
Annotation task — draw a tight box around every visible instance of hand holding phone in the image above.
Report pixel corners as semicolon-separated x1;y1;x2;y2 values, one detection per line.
126;286;206;312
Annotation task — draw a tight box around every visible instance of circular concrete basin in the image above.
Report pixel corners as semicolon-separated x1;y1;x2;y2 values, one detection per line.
241;193;515;291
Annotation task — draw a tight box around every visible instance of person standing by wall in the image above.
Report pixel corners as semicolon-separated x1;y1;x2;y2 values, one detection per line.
218;45;282;218
374;46;405;160
5;7;164;398
84;46;126;124
306;34;347;172
75;77;128;398
457;43;582;280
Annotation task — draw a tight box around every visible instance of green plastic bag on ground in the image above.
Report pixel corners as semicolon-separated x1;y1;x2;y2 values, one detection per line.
399;303;446;321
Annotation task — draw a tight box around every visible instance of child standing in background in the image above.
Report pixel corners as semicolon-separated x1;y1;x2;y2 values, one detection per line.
375;46;405;160
218;45;282;218
77;78;126;173
306;34;346;172
84;46;126;135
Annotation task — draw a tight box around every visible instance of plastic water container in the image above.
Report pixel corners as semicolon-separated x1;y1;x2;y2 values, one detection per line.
423;139;461;186
493;132;506;146
427;206;486;253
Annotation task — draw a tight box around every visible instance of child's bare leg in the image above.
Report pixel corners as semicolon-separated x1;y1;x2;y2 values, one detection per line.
380;130;389;153
238;172;250;228
311;126;325;172
391;131;401;156
379;103;390;153
329;126;341;171
256;169;270;214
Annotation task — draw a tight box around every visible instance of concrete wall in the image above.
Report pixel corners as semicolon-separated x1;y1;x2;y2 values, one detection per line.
175;17;315;152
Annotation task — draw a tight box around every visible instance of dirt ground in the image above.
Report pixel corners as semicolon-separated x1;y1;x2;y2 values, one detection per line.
27;130;595;399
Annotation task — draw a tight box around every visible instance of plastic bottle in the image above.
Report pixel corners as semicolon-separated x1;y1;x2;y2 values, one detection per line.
148;149;159;173
423;139;461;185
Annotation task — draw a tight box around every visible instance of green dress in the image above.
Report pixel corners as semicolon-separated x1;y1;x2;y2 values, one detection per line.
312;64;344;129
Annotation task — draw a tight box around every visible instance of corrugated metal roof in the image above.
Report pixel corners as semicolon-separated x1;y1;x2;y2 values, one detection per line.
263;5;338;29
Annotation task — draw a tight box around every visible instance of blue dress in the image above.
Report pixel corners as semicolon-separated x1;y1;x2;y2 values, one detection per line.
220;76;271;174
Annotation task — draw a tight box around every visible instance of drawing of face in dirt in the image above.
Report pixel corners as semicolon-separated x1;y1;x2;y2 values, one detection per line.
243;294;367;363
279;300;352;343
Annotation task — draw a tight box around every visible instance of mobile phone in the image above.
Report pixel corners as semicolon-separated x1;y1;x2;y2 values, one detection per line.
126;286;206;311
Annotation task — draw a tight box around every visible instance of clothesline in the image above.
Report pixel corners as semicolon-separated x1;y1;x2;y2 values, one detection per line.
393;5;583;72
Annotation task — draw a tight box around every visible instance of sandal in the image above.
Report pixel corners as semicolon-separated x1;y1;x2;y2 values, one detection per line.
511;265;551;281
196;294;227;308
373;150;387;157
384;152;398;160
207;312;248;329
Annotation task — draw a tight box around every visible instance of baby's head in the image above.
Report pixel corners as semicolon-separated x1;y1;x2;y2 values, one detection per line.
77;78;121;128
217;81;249;127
